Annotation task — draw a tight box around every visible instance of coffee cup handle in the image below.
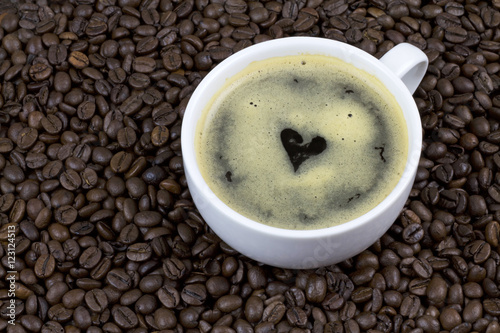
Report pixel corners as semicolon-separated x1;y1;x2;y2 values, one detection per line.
379;43;428;95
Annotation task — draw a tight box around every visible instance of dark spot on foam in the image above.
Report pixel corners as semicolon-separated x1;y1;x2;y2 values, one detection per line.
348;114;352;117
346;89;354;94
299;212;316;224
264;210;273;218
287;75;317;92
374;145;386;162
214;151;240;184
347;193;361;203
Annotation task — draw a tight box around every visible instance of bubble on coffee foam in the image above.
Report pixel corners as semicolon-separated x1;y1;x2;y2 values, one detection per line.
197;55;408;230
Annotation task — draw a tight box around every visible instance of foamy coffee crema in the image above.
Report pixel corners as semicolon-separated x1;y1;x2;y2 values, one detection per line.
196;55;408;230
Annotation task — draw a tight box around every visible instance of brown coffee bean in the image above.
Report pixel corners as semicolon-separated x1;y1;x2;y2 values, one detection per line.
126;243;152;262
244;296;264;323
351;287;373;303
134;210;162;227
158;284;181;308
402;223;424;244
204;276;229;298
415;314;440;333
77;101;96;120
62;289;86;309
48;44;67;65
17;127;38;150
41;114;63;134
438;307;462;330
485;221;500;246
426;276;448;306
59;169;82;191
112;305;138;329
154;307;177;329
128;72;151;89
110;151;134;173
321;292;344;312
484;298;500;316
29;63;52;81
464;240;491;264
106;268;132;291
305;274;327;303
69;51;89;69
182;283;207;306
412;258;433;278
151;125;169;146
79;246;102;269
34;254;56;278
262;301;286;324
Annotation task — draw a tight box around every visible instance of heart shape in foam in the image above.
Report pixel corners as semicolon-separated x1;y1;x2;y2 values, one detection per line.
280;128;327;172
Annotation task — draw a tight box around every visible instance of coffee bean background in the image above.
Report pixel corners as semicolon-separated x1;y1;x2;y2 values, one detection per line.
2;0;500;332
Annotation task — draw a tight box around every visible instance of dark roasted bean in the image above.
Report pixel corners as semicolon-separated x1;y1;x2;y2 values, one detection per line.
183;284;208;306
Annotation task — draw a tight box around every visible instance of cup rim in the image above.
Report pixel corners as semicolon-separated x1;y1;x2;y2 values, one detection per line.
181;36;422;239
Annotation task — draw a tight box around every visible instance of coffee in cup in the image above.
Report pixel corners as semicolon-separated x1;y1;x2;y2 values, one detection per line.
195;54;408;230
182;38;427;268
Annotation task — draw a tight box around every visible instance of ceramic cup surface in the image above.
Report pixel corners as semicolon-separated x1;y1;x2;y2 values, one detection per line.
181;37;428;269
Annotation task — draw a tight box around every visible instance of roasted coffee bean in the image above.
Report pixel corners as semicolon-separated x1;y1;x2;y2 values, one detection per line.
77;101;96;120
215;295;242;313
112;305;138;329
79;246;102;269
34;254;56;278
106;268;132;291
48;44;67;65
351;287;373;303
426;276;448;306
133;56;156;73
84;282;106;298
110;151;134;173
129;72;151;89
29;63;52;81
244;296;264;323
306;274;327;303
484;298;500;316
322;292;345;311
402;223;424;244
116;127;137;149
17;127;38;149
158;284;181;308
69;51;89;69
126;243;152;262
182;284;208;306
59;169;82;191
413;258;433;279
41;114;63;134
151;125;169;146
262;301;286;324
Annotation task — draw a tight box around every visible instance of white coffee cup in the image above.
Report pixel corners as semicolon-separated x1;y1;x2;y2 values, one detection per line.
181;37;428;269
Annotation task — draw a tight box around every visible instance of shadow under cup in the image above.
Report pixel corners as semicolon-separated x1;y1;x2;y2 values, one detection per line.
181;37;423;269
